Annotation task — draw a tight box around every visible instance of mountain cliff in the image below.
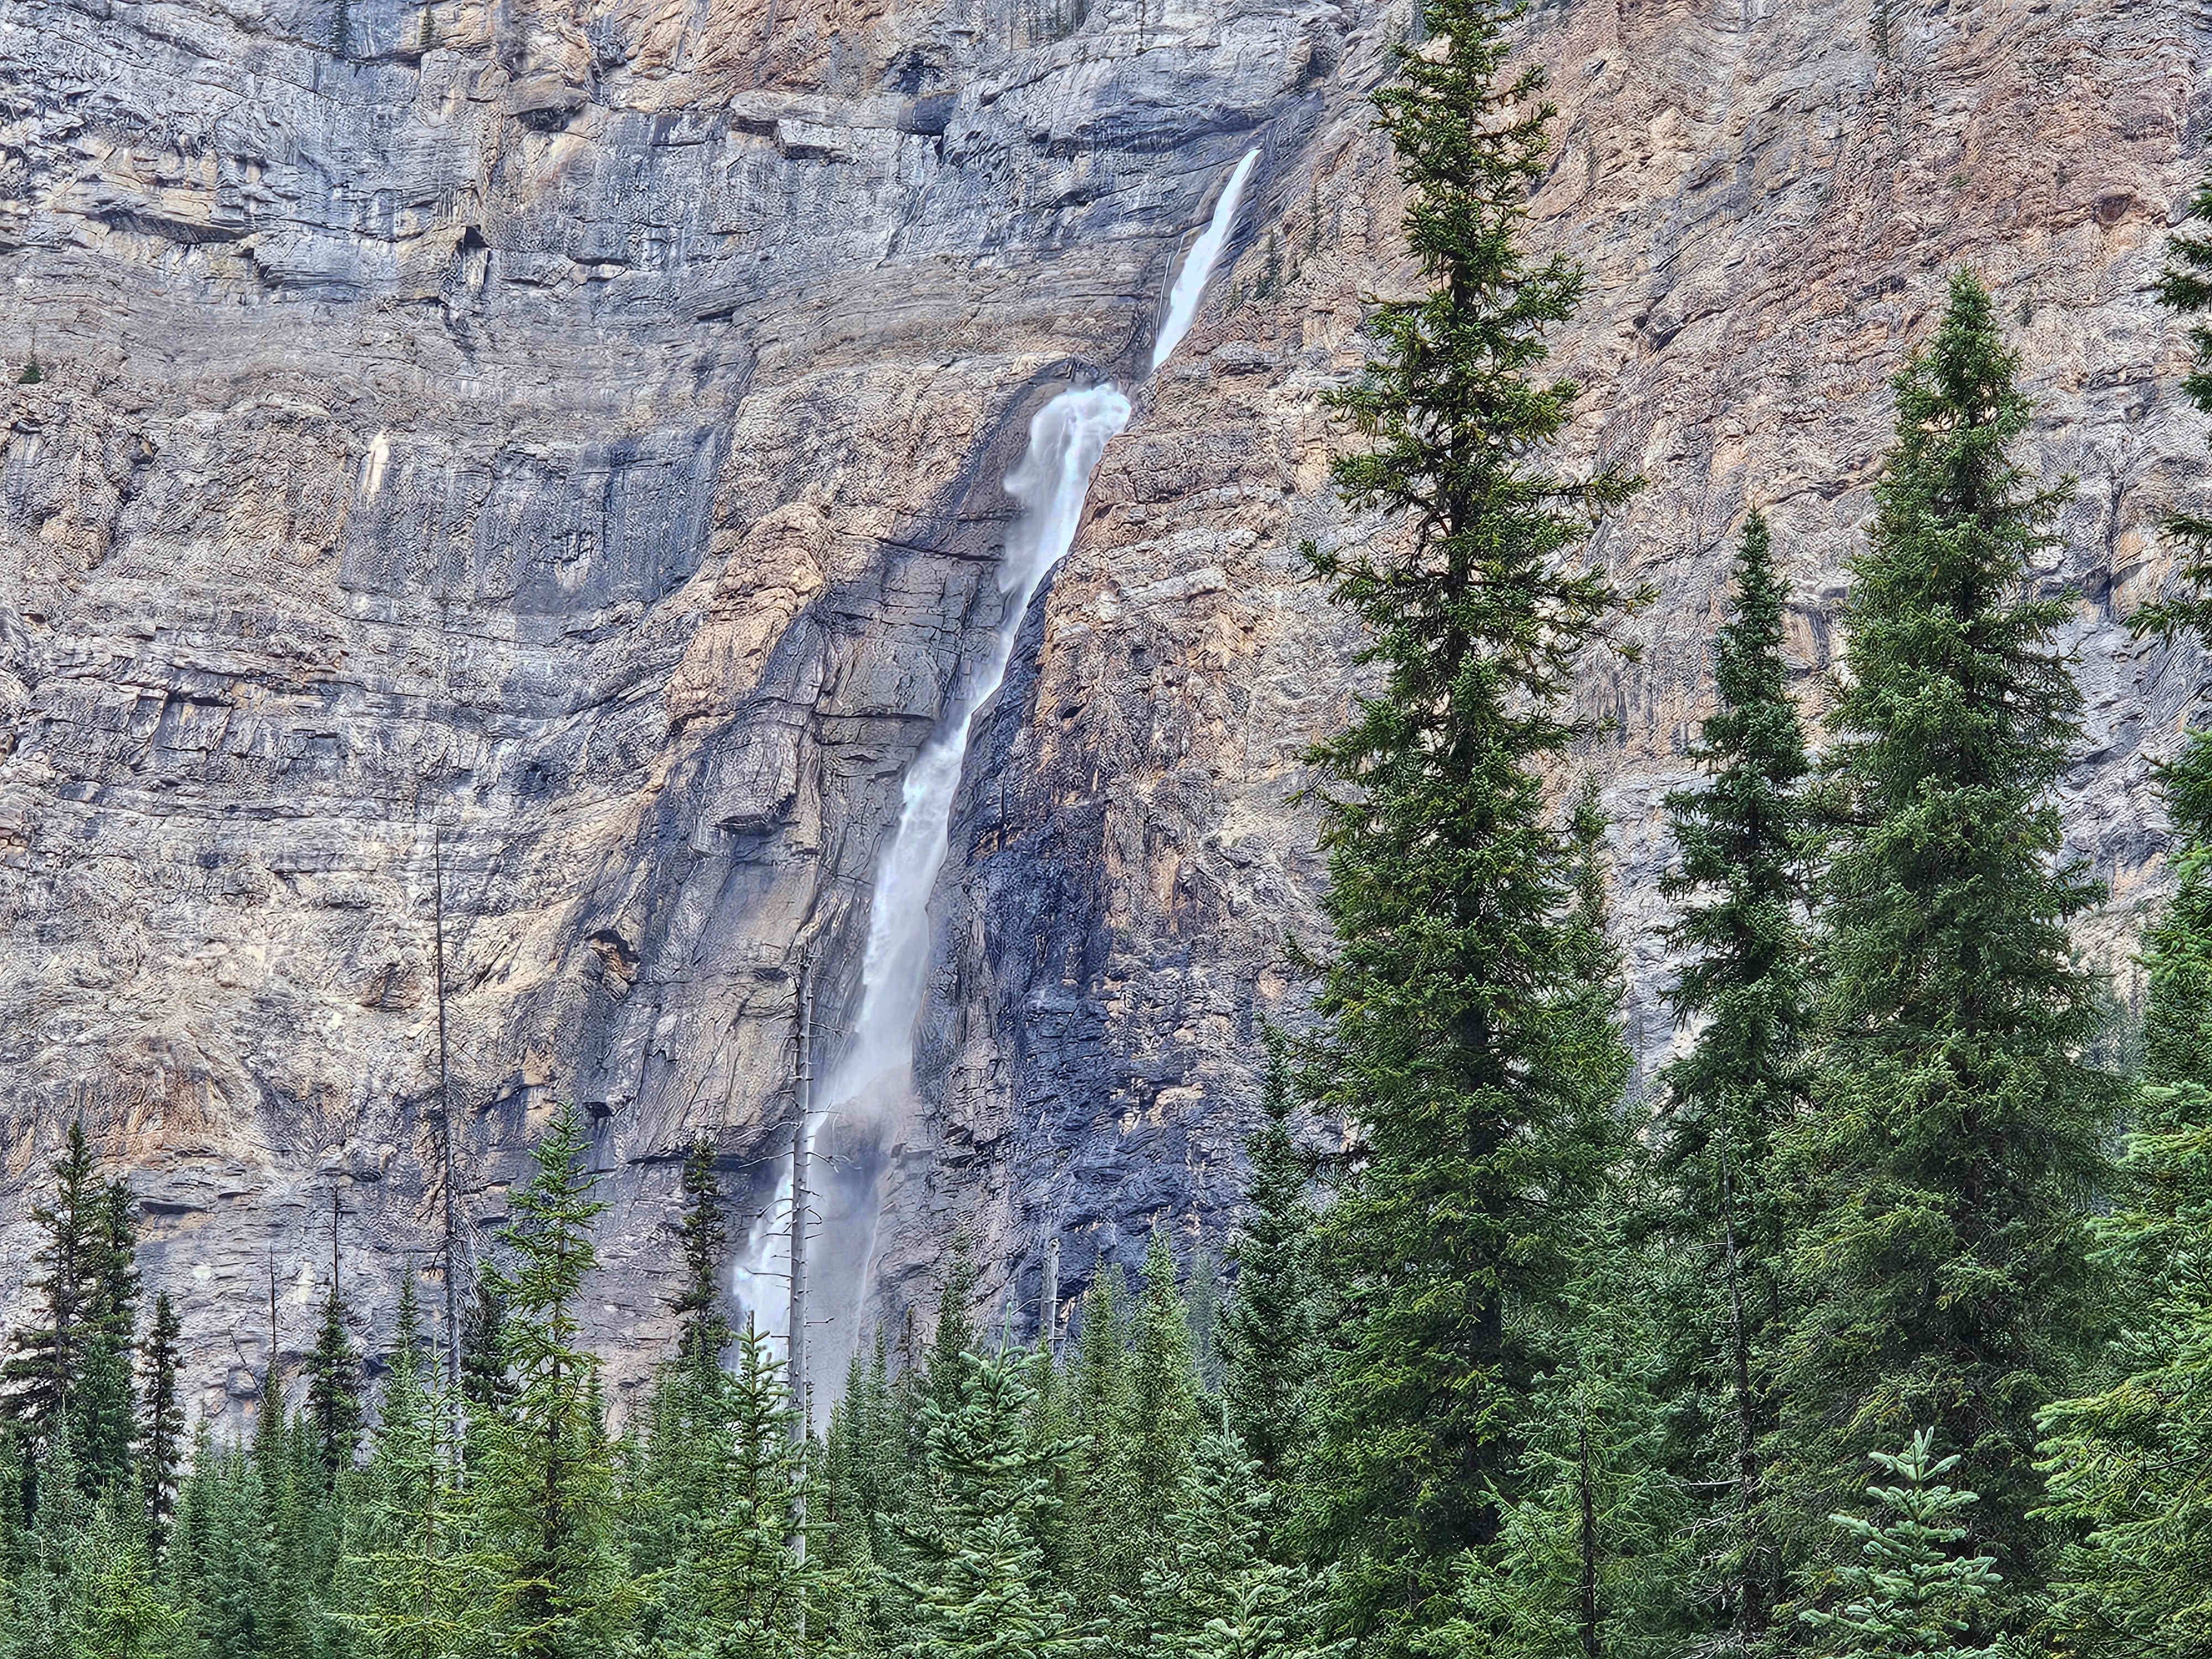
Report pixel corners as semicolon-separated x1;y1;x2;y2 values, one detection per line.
0;0;2206;1420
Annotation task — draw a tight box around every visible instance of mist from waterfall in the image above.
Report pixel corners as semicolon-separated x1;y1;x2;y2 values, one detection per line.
1151;148;1259;371
729;144;1260;1404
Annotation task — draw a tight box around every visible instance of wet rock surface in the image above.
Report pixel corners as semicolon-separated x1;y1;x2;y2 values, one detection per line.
1;0;2208;1416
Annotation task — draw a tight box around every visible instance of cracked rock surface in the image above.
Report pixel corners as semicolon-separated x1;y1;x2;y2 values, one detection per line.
1;0;2209;1418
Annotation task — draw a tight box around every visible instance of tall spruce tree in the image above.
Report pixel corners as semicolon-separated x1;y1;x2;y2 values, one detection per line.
1440;1199;1688;1659
2031;200;2212;1657
138;1293;182;1558
4;1123;105;1459
1775;271;2112;1596
2141;166;2212;624
1064;1263;1134;1625
1288;0;1639;1646
672;1140;734;1370
340;1277;472;1659
1126;1232;1203;1567
891;1347;1084;1659
1219;1030;1322;1495
1130;1429;1342;1659
71;1179;139;1496
1653;507;1812;1641
473;1101;625;1658
306;1279;364;1481
2033;762;2212;1653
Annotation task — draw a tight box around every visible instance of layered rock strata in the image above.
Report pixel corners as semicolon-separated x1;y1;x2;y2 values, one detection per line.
0;0;2208;1416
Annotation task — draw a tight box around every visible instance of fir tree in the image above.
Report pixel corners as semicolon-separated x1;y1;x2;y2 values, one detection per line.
672;1141;734;1371
1775;272;2113;1594
64;1493;180;1658
71;1180;139;1498
891;1347;1085;1659
340;1277;471;1659
473;1102;625;1658
1131;1429;1341;1659
2034;749;2212;1652
1219;1030;1322;1494
1653;507;1812;1641
1439;1202;1688;1659
137;1294;182;1559
1289;0;1640;1646
1799;1433;2003;1659
4;1123;106;1458
306;1279;364;1481
1126;1232;1202;1562
663;1320;818;1659
2138;166;2212;633
1064;1264;1133;1623
925;1240;980;1428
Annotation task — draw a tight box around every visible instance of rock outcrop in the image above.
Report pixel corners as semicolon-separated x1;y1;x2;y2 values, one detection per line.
1;0;2208;1420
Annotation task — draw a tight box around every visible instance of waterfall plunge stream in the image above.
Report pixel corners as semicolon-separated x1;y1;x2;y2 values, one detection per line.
730;147;1258;1405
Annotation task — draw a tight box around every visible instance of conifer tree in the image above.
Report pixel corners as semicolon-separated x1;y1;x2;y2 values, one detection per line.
1131;1429;1341;1659
341;1277;472;1659
306;1279;364;1481
1439;1202;1688;1659
1800;1433;2003;1659
4;1123;106;1460
1064;1264;1133;1623
1290;0;1640;1646
891;1347;1084;1659
1775;272;2112;1593
672;1141;734;1370
925;1240;979;1428
643;1319;819;1659
1126;1232;1202;1562
138;1293;182;1559
1219;1031;1321;1494
2028;179;2212;1659
2141;166;2212;624
472;1102;625;1658
252;1398;322;1659
1653;507;1812;1641
64;1494;179;1658
71;1180;139;1498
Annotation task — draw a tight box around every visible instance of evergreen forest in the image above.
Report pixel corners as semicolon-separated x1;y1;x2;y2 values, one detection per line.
6;3;2211;1657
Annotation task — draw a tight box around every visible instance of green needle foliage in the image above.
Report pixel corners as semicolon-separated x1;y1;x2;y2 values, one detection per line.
1219;1031;1322;1496
1776;271;2114;1596
1654;507;1813;1642
137;1293;182;1559
891;1347;1085;1659
2034;760;2212;1655
1291;0;1640;1646
340;1277;472;1659
306;1277;364;1483
5;1123;108;1468
2033;216;2212;1646
1127;1233;1203;1572
472;1101;625;1658
1439;1200;1688;1659
673;1141;735;1371
2140;166;2212;630
1801;1432;2003;1659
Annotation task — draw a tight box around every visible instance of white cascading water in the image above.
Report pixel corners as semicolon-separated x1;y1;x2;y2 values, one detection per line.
732;145;1258;1391
730;388;1132;1371
1151;148;1259;371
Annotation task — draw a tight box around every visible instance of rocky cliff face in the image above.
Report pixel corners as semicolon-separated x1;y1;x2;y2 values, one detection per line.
1;0;2208;1421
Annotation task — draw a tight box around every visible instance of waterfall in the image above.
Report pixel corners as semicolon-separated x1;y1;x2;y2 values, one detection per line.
730;144;1261;1397
1151;148;1259;371
731;387;1133;1384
